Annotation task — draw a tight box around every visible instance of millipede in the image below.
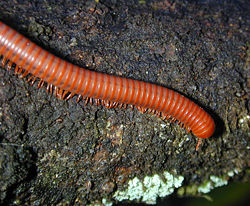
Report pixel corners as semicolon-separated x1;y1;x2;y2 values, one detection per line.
0;21;215;150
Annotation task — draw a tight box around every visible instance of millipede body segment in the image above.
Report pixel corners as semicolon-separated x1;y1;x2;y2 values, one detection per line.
0;21;215;150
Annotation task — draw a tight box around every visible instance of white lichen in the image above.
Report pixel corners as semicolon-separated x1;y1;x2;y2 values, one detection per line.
90;171;237;205
102;198;113;206
210;175;228;187
113;171;184;204
227;168;240;177
227;171;234;177
197;181;213;193
197;175;228;194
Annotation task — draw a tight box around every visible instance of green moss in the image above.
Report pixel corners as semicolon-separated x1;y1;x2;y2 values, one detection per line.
185;185;199;196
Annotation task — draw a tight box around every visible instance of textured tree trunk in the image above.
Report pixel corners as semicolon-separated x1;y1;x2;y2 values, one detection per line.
0;0;249;205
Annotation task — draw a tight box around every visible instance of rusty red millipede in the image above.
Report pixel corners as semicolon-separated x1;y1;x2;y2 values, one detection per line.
0;21;215;150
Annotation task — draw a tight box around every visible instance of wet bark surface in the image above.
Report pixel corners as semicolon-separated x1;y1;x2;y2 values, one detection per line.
0;0;249;205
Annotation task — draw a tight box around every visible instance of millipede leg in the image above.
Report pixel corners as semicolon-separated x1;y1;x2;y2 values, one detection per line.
37;80;45;88
6;61;13;70
195;138;202;151
76;94;82;103
84;97;89;106
27;75;38;86
0;56;8;67
95;99;101;106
